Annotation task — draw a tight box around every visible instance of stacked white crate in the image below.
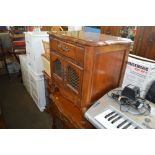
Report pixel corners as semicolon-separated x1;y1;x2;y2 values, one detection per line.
24;32;49;111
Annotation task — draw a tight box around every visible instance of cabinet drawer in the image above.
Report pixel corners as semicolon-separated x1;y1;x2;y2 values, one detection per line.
51;38;84;66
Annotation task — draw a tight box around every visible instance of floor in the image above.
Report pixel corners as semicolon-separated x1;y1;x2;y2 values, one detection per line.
0;74;52;129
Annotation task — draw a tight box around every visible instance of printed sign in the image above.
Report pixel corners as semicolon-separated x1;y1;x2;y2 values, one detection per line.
122;54;155;98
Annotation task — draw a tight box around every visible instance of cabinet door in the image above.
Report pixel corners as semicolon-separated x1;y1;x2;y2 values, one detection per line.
55;60;83;108
64;60;83;96
51;52;64;82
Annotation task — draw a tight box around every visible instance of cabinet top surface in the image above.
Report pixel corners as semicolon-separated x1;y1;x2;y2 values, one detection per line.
49;31;132;46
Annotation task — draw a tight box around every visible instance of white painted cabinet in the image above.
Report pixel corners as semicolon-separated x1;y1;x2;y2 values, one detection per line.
20;32;49;111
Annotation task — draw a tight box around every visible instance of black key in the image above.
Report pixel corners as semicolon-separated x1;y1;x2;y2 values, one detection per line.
111;116;122;124
117;120;128;128
105;111;115;118
122;123;132;129
108;114;119;121
135;126;139;129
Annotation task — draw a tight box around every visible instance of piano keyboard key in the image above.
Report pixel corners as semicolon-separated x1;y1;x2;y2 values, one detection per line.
120;122;131;129
122;123;132;129
117;120;128;128
111;116;122;124
134;126;140;129
113;118;126;128
101;109;113;117
105;111;115;118
108;114;118;121
127;125;136;129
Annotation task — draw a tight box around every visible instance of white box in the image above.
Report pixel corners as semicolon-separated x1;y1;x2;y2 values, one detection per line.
122;54;155;97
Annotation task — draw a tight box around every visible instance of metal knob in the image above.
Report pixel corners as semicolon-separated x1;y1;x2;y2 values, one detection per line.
63;47;69;52
144;118;151;123
57;43;62;49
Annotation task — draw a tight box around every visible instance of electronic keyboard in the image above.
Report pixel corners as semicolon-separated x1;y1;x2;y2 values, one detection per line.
94;106;141;129
85;88;155;129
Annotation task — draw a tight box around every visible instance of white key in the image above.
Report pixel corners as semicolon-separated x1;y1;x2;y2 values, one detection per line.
127;124;136;129
108;114;119;122
106;113;117;119
110;116;121;123
101;109;113;117
113;118;126;128
120;122;130;129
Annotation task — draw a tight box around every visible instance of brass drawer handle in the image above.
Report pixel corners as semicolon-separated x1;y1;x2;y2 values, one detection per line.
57;43;62;49
57;42;70;52
63;47;70;52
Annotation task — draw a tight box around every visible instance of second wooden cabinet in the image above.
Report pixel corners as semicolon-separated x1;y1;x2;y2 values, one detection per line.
132;26;155;60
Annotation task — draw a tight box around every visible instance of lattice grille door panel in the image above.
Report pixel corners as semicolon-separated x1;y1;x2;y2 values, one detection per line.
67;66;80;91
53;59;62;77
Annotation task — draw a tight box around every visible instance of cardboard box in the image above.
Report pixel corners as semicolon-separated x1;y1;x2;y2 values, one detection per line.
122;54;155;98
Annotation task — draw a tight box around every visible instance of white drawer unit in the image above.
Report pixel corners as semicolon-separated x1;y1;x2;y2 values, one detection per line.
29;67;46;112
25;32;49;74
27;56;43;74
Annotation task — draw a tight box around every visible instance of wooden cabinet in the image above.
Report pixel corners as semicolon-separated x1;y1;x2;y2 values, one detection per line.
132;26;155;60
47;31;131;128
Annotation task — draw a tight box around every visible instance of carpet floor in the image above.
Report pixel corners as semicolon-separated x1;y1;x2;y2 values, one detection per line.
0;74;52;129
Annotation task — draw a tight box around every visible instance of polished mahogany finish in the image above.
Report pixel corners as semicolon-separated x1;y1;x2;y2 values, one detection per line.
47;31;131;128
49;31;131;46
132;26;155;60
50;91;93;128
44;71;92;128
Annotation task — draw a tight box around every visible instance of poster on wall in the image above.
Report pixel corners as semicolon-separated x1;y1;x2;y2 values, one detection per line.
122;54;155;98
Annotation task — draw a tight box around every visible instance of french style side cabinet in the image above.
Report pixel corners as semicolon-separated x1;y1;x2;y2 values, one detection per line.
46;31;131;129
